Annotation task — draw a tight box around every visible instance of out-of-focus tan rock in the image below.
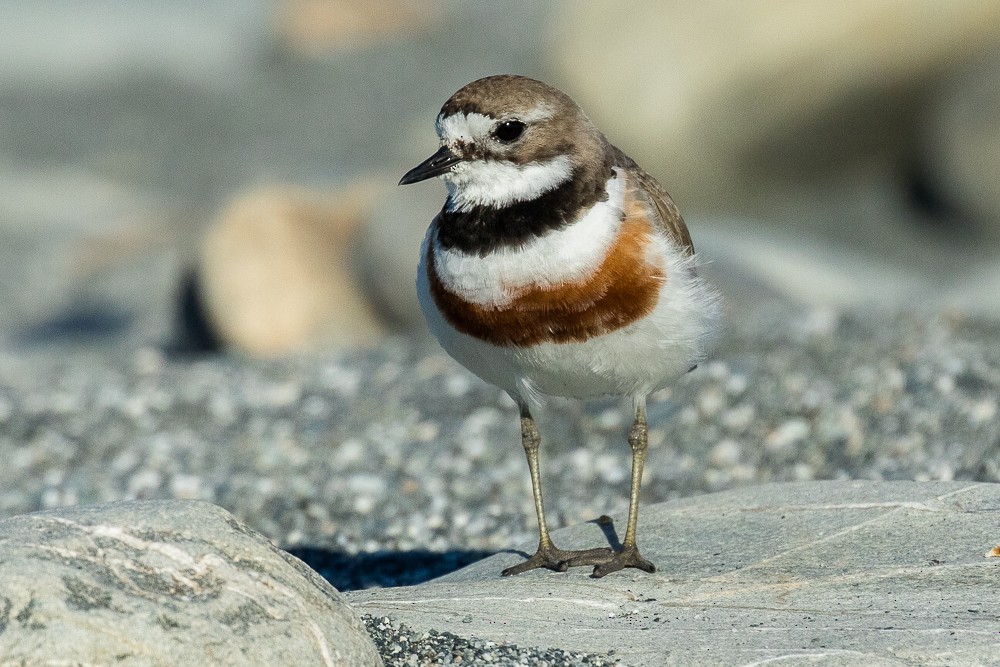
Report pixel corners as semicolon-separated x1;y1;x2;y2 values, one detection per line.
277;0;437;55
923;50;1000;243
549;1;1000;223
198;182;386;356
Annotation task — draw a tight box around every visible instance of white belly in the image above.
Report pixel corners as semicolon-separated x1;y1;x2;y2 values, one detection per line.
417;236;721;403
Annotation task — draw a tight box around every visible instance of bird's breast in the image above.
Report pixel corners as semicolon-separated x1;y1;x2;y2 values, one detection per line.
425;206;666;348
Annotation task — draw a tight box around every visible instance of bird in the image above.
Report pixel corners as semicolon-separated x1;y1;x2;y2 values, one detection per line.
399;74;721;578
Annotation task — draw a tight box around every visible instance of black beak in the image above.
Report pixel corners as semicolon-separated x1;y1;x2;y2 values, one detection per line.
399;146;464;185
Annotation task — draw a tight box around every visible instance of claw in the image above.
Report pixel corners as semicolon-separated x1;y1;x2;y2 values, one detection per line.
591;545;656;578
501;544;614;576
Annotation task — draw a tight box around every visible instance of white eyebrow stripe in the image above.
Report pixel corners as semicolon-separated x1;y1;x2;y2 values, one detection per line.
436;112;494;142
518;104;554;123
435;104;555;143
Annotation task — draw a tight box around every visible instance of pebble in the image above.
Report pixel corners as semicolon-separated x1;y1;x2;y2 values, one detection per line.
0;306;997;557
0;304;998;663
765;418;811;453
362;616;622;667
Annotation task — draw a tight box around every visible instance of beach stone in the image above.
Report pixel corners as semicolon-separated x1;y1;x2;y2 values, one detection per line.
275;0;439;55
196;183;386;356
547;0;1000;283
550;1;1000;214
0;500;382;666
348;480;1000;666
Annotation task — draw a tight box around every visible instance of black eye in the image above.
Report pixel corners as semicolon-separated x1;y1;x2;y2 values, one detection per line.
493;119;525;143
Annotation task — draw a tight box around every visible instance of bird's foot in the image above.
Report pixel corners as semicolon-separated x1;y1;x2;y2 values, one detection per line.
591;545;656;578
501;544;613;576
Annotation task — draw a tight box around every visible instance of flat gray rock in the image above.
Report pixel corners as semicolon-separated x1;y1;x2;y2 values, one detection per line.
348;481;1000;666
0;500;381;666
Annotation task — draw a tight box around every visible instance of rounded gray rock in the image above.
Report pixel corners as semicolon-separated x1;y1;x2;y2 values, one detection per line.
0;500;382;666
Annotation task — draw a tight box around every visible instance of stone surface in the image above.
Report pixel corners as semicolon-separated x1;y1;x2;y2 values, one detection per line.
197;183;386;355
348;480;1000;666
0;500;382;666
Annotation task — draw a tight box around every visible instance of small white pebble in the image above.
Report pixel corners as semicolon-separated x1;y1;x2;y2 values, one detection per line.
597;408;624;430
134;347;165;375
969;400;997;424
335;438;366;466
127;469;162;497
347;473;386;496
766;419;811;453
930;462;955;482
264;382;301;408
461;436;487;460
445;373;472;397
170;473;202;499
726;374;748;395
721;405;755;431
41;488;62;508
679;406;699;425
255;478;279;495
122;396;147;420
595;454;626;484
710;439;742;466
353;495;375;514
698;388;725;417
320;365;361;396
934;375;955;395
706;361;729;380
568;448;593;476
800;307;838;337
792;463;814;481
412;420;440;442
208;395;236;423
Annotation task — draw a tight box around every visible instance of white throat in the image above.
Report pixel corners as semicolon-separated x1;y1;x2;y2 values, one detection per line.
444;155;573;212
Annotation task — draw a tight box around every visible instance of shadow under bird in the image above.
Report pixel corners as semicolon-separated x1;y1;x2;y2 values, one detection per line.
400;75;720;577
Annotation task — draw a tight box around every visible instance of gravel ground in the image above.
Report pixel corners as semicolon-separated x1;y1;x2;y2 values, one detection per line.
2;300;998;560
362;615;622;667
1;300;999;663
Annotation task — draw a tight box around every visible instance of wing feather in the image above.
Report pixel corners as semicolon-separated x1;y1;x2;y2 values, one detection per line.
611;145;694;256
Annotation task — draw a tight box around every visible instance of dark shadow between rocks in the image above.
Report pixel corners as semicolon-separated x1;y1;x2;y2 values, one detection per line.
288;548;497;591
166;267;223;355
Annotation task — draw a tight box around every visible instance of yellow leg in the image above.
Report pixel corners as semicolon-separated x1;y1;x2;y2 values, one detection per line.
592;401;656;578
502;404;612;576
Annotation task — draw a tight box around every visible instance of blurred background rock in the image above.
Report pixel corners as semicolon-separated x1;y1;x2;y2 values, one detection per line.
1;0;998;357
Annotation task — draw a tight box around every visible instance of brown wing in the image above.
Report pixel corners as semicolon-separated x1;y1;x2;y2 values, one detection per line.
611;145;695;256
